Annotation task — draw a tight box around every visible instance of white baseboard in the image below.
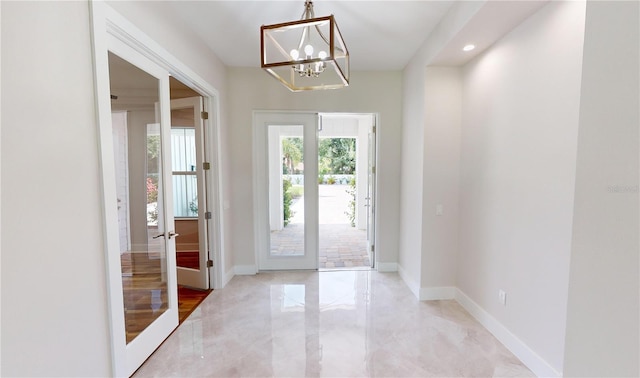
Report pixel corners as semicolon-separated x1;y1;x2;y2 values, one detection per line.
222;266;235;288
234;265;257;275
420;286;456;301
376;262;398;272
454;289;561;378
397;264;420;299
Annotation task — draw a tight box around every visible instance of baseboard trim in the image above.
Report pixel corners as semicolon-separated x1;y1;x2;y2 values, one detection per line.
233;265;257;275
397;264;420;299
420;286;456;301
454;289;562;378
376;262;398;272
222;267;235;288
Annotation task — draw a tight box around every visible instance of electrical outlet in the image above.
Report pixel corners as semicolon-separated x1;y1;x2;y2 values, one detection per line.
498;290;507;306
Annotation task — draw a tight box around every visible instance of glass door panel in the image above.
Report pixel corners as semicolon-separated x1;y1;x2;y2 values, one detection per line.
269;126;305;257
172;127;199;269
171;97;209;289
108;52;171;344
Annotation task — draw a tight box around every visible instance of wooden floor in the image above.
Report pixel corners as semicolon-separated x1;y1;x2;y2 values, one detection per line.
121;252;211;343
178;285;212;322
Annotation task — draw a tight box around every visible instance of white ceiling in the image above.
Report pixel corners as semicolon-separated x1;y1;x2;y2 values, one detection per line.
157;1;456;70
111;1;549;71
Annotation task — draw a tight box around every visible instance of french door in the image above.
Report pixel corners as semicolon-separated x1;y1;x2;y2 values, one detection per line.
171;97;209;289
254;112;319;270
105;38;178;376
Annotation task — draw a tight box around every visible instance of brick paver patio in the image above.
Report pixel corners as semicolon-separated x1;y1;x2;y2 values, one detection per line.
270;184;371;269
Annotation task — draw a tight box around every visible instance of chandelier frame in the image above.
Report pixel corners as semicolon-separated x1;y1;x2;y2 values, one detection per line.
260;10;350;91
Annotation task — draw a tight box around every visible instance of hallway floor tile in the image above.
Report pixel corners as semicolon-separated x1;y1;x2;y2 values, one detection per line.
134;271;534;377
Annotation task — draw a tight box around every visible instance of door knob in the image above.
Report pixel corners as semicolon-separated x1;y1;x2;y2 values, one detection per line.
168;231;180;239
152;233;165;239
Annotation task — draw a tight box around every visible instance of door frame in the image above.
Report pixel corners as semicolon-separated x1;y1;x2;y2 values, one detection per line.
367;114;377;268
317;112;377;269
90;3;225;376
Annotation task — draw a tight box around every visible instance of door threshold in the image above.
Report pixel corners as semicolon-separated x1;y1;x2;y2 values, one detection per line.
319;266;373;272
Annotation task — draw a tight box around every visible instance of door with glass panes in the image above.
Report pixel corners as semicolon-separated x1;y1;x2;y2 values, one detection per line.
255;112;319;270
171;97;209;289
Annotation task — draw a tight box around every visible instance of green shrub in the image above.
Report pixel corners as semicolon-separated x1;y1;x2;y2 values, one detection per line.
327;176;336;185
345;177;356;227
289;185;304;198
283;179;293;226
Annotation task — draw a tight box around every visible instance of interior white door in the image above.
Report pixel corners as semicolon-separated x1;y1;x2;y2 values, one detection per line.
366;116;377;267
171;97;209;289
255;112;319;270
105;38;179;377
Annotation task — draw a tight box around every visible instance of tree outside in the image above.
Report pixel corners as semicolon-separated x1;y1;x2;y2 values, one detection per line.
318;138;356;175
281;137;357;226
282;137;303;174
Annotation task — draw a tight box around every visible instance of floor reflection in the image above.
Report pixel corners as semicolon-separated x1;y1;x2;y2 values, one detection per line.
134;271;535;377
121;251;168;343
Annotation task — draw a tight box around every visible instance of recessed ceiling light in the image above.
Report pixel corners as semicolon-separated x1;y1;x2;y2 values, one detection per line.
463;44;475;52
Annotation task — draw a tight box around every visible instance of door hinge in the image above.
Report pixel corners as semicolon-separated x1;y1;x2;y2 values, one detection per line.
203;162;211;170
206;260;213;268
201;111;209;120
372;126;376;133
371;245;375;252
205;211;212;219
372;166;376;174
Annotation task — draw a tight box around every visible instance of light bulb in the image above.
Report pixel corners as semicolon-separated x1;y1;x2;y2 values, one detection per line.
462;44;475;52
304;44;314;56
290;49;300;60
318;51;327;59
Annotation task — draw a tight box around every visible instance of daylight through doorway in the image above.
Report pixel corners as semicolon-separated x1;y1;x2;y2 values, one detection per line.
268;115;374;269
317;119;372;269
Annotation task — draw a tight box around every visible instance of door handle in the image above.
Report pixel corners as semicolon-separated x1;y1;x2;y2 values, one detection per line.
153;232;179;239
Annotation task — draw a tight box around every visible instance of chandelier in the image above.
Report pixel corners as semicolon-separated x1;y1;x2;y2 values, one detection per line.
260;0;350;91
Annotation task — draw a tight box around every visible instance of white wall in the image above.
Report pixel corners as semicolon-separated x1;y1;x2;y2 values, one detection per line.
420;67;461;293
399;1;484;295
227;68;402;271
563;1;639;376
458;1;586;373
2;1;233;375
0;1;3;368
398;56;426;292
1;2;112;375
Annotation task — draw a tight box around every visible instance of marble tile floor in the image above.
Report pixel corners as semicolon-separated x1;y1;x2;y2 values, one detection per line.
134;271;534;377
